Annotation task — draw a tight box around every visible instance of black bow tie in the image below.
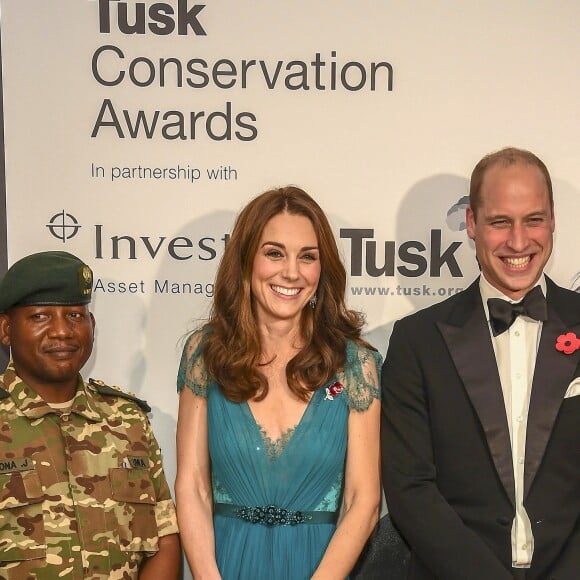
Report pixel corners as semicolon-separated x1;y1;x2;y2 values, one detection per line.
487;285;548;337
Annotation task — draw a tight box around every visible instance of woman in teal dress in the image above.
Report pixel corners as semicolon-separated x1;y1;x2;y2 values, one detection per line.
176;187;381;580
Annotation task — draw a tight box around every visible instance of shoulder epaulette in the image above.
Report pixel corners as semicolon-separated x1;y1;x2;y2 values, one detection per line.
0;387;10;400
88;378;151;413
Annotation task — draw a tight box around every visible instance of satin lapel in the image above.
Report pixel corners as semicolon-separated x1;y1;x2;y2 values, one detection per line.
524;298;580;497
437;284;515;505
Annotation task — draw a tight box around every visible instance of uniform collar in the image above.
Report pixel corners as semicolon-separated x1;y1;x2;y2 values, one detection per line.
1;361;102;422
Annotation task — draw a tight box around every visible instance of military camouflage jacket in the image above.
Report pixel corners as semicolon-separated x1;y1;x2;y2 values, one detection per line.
0;363;178;580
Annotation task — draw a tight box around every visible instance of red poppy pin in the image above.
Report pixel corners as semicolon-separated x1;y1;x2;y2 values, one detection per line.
324;381;343;401
555;332;580;355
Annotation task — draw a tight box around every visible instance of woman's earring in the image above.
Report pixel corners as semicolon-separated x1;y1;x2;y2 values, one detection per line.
309;295;317;309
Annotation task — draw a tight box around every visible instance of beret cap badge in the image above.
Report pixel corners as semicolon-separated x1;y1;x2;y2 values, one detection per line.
80;265;93;296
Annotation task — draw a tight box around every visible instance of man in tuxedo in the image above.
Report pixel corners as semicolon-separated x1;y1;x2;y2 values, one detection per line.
381;147;580;580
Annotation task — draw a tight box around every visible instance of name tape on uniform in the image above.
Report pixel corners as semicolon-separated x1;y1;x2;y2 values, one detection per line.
0;457;34;473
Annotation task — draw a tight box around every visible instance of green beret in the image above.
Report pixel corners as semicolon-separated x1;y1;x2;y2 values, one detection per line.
0;251;93;313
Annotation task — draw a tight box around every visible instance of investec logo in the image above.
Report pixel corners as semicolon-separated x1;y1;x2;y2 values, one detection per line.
46;212;228;261
45;212;464;277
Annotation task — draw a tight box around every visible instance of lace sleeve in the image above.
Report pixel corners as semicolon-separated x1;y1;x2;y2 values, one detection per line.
176;330;212;398
339;340;382;412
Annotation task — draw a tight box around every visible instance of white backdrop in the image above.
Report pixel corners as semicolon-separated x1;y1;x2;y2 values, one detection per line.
1;1;579;577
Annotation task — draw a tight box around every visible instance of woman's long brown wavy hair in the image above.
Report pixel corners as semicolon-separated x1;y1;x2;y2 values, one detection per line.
202;186;370;403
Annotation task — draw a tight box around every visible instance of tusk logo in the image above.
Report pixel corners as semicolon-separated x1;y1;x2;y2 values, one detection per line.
446;196;470;232
46;211;82;243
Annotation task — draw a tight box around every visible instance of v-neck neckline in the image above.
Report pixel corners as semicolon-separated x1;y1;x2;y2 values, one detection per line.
242;388;323;462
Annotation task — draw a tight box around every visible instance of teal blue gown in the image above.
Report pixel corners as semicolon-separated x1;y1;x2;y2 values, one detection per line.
177;335;381;580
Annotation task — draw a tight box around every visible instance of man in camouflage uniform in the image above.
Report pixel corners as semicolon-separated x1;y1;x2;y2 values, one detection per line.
0;251;180;579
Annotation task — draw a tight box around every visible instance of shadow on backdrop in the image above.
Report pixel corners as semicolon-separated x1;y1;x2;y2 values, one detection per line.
363;173;474;357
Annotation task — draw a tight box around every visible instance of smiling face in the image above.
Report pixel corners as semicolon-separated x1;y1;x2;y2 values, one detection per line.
466;163;554;300
0;304;95;402
251;212;321;329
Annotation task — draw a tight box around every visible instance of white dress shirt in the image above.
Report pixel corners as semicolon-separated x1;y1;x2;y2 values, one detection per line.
479;274;547;568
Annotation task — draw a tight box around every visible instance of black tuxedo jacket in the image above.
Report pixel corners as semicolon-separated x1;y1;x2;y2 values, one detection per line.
381;277;580;580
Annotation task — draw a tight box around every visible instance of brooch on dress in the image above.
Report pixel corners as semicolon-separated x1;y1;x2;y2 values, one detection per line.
324;381;343;401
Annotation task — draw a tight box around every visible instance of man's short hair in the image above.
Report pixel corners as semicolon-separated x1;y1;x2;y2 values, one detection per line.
469;147;553;217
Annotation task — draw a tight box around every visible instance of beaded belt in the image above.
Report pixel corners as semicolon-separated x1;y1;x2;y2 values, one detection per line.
214;503;337;526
